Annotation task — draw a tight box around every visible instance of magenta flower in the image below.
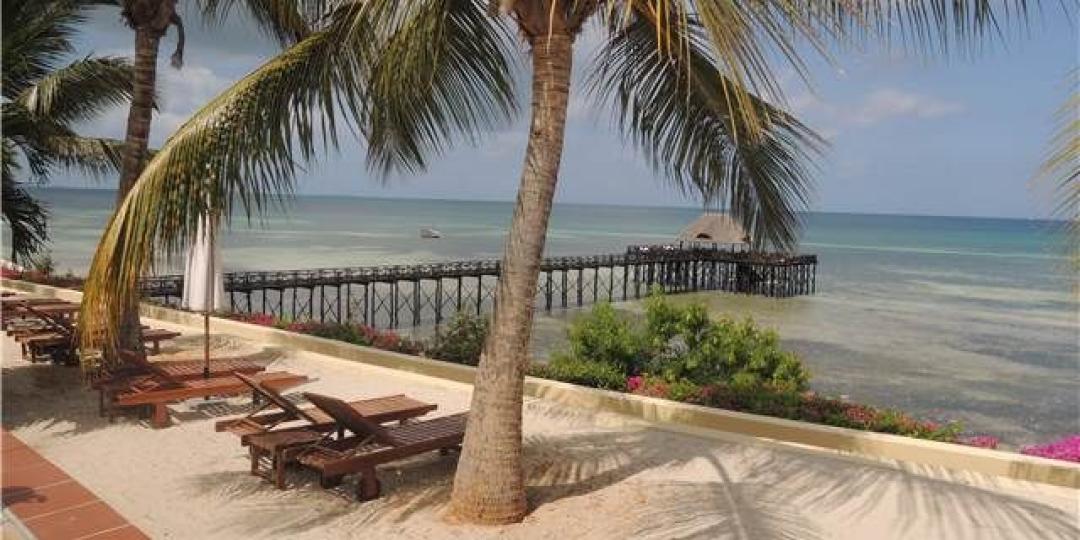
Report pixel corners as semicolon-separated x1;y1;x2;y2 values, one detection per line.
626;376;644;392
1021;435;1080;463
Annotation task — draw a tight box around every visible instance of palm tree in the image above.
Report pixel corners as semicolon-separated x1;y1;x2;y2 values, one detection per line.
78;0;1045;524
110;0;311;353
2;0;134;264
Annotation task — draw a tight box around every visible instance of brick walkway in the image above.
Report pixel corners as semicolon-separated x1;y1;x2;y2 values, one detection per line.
2;429;148;540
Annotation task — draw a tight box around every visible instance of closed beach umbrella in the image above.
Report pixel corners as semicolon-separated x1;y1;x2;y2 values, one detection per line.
181;217;224;312
181;215;222;377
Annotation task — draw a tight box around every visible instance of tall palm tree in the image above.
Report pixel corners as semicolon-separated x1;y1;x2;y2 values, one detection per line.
2;0;134;264
110;0;311;353
79;0;1045;524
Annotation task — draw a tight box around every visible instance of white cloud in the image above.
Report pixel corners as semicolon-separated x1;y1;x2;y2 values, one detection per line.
152;65;231;138
71;62;236;147
849;88;964;125
788;87;965;139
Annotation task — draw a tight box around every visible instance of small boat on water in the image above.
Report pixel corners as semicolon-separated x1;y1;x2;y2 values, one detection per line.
420;227;442;239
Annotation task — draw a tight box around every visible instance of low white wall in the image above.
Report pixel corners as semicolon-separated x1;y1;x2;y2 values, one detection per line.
5;278;1078;489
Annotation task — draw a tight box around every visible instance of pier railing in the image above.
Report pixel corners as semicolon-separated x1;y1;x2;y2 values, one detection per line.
141;244;816;329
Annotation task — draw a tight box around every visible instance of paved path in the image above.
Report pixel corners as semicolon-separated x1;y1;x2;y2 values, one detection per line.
2;428;148;540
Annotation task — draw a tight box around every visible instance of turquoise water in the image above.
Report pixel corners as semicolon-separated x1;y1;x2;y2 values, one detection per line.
7;188;1078;446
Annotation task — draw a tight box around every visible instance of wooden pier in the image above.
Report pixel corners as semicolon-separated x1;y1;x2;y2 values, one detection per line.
141;244;817;329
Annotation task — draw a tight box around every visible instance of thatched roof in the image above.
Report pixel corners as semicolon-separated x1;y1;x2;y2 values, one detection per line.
678;213;748;244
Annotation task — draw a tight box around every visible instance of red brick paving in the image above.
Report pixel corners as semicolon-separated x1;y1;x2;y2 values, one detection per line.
1;428;149;540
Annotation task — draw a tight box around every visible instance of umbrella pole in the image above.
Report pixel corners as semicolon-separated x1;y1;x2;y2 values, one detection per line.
203;219;214;379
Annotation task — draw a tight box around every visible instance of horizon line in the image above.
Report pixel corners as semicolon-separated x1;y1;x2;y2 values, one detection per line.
34;185;1060;224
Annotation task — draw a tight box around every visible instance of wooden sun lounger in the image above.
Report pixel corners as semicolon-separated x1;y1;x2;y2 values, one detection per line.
94;350;267;389
227;375;437;489
15;328;175;347
98;350;270;416
296;392;467;500
17;328;179;363
1;302;75;328
0;296;70;307
111;371;309;429
217;373;437;442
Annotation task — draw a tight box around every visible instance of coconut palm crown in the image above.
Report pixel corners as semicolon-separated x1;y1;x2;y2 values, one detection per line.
2;0;135;263
79;0;1052;524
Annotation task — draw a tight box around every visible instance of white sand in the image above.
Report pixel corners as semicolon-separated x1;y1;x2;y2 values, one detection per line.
2;318;1077;539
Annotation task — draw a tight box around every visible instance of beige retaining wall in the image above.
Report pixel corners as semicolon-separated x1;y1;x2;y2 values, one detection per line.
5;278;1078;489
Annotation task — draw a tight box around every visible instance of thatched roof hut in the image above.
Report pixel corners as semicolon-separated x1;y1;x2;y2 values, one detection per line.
678;213;748;245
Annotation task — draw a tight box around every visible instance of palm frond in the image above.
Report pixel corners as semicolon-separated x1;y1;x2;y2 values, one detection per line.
46;135;126;176
17;56;135;125
591;1;1045;139
196;0;337;44
1035;78;1079;262
2;146;50;263
78;0;370;358
1044;93;1080;220
363;0;518;175
80;0;517;358
2;103;125;180
2;0;80;98
801;0;1048;55
590;7;822;250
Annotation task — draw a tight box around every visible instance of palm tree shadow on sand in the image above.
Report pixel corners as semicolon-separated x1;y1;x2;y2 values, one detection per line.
178;400;1076;539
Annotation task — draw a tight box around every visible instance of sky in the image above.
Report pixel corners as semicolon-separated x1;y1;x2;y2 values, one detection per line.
55;4;1079;219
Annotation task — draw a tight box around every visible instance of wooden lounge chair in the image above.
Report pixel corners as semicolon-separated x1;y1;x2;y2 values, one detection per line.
97;350;270;415
218;373;437;442
18;327;179;363
227;376;438;489
110;370;309;429
296;392;467;500
94;350;267;388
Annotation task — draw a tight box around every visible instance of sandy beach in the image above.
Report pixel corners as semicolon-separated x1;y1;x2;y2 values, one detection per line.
3;318;1077;539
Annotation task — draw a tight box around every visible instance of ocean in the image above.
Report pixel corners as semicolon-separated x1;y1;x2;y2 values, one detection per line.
9;187;1078;446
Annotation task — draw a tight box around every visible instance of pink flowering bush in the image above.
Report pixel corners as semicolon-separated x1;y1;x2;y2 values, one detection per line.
632;377;671;399
959;435;1000;450
626;376;644;392
224;312;423;355
234;313;276;326
1021;435;1080;462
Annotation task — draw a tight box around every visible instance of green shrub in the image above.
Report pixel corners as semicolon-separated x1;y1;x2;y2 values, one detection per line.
563;303;646;375
305;322;369;345
551;291;809;393
533;354;627;391
643;287;684;349
643;294;809;391
427;313;489;366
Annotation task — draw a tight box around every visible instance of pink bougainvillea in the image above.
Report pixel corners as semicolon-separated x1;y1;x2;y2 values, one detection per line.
283;321;319;333
235;313;276;327
959;435;1000;450
626;376;644;392
631;377;671;399
842;404;877;428
1021;435;1080;463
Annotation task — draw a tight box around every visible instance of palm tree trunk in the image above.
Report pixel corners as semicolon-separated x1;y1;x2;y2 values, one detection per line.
114;27;160;354
448;32;573;524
